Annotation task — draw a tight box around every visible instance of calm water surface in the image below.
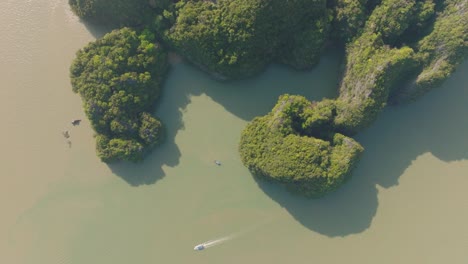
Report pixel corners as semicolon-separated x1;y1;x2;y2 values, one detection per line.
1;1;467;263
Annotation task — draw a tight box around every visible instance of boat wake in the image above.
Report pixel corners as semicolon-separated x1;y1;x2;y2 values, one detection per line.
193;235;234;251
203;235;234;248
193;219;273;251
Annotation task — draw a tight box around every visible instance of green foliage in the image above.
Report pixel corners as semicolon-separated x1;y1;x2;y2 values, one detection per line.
365;0;416;45
333;0;425;133
68;0;468;193
164;0;329;79
96;135;145;163
68;0;171;27
401;0;436;43
393;0;468;102
139;112;164;147
70;28;168;162
330;0;368;42
239;95;363;198
335;32;419;132
301;99;337;138
278;13;331;69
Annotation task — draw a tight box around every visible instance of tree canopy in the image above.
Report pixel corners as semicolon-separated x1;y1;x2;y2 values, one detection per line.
69;0;171;27
164;0;330;79
70;28;168;162
239;95;363;197
392;0;468;102
69;0;468;196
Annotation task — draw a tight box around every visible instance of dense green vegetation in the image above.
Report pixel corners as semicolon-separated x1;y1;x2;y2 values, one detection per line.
329;0;368;42
333;0;424;132
392;0;468;102
69;0;467;196
69;0;170;27
334;37;419;133
238;0;466;196
163;0;330;79
239;95;363;197
70;28;168;162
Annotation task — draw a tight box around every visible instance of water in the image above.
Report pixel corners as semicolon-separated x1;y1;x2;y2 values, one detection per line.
1;1;467;263
196;236;234;250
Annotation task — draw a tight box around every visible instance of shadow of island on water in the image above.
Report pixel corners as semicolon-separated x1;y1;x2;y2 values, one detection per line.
106;61;190;186
107;49;343;185
252;60;468;237
190;48;344;121
77;17;113;39
107;139;181;186
94;30;467;237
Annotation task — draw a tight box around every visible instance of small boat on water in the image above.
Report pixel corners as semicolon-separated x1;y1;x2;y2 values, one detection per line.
71;119;81;126
193;244;205;251
214;160;221;166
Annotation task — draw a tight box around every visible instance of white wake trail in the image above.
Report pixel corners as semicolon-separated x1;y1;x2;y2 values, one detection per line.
195;218;273;251
202;235;234;248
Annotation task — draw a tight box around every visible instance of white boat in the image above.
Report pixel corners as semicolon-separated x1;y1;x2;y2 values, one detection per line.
193;244;205;251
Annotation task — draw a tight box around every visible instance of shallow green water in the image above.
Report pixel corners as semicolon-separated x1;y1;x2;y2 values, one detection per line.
1;1;467;264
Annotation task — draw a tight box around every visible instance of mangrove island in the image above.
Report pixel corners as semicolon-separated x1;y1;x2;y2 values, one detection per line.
69;0;467;197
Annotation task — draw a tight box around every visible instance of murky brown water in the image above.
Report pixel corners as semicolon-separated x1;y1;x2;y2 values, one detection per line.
1;1;467;263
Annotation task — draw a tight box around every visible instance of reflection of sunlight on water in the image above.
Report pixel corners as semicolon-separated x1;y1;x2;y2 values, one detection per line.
0;0;36;64
1;0;80;66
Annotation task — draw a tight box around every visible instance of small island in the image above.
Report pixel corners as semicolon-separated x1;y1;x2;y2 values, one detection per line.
70;27;168;162
69;0;467;196
239;95;363;197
